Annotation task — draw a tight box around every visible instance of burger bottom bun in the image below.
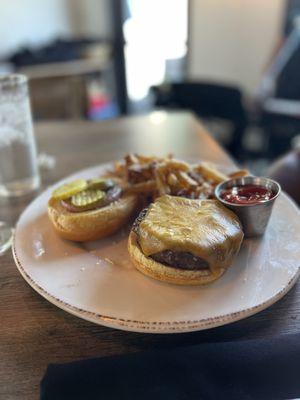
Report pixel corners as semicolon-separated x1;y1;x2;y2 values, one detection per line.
128;232;225;285
48;194;139;242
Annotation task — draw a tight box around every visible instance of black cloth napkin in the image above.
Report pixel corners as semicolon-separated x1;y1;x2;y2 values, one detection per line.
41;333;300;400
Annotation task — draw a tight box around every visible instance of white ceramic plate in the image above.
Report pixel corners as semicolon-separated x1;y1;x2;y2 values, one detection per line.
13;163;300;333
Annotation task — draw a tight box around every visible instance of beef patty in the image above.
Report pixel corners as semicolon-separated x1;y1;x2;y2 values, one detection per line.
151;250;209;270
133;208;210;271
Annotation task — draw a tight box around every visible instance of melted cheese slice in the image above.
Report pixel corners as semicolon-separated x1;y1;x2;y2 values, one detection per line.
138;195;243;273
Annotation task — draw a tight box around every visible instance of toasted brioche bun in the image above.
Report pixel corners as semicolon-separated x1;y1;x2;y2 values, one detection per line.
128;231;225;285
48;194;138;242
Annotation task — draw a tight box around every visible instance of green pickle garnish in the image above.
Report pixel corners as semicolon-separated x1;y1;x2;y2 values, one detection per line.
71;189;106;207
52;179;88;200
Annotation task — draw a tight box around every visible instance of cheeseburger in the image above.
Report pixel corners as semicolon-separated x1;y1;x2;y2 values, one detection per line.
128;195;243;285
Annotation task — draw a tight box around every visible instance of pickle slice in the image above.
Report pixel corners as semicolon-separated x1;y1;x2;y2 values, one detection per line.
87;178;115;191
71;189;106;208
52;179;88;200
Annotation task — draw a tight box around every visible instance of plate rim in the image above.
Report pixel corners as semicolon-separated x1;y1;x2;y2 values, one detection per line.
12;239;300;333
12;163;300;334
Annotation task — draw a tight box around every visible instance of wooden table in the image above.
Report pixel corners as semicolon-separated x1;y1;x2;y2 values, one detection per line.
0;112;299;399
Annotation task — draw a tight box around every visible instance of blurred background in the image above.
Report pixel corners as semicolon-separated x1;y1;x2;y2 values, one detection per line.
1;0;300;175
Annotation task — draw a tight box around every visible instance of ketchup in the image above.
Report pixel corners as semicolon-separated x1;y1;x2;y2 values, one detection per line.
220;184;275;205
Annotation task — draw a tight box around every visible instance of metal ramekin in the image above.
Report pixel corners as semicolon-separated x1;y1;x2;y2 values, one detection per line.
215;176;281;238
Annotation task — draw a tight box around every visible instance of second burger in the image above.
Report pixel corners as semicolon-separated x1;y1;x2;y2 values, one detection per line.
128;195;244;285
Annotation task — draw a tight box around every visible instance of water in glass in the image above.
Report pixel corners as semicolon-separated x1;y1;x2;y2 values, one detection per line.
0;74;40;197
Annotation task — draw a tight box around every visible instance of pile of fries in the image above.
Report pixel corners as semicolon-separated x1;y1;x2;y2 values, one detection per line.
112;154;248;200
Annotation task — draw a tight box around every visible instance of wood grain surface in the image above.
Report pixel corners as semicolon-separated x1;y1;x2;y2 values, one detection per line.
0;112;299;400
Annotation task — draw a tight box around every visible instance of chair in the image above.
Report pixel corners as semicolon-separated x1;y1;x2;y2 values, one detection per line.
151;82;248;158
256;18;300;158
260;104;300;158
267;148;300;204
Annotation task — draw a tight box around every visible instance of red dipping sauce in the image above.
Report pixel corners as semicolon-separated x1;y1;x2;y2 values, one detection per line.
220;184;275;205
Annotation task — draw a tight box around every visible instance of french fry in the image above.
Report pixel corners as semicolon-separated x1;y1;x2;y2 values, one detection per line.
111;154;232;201
165;159;190;172
194;162;228;184
177;171;198;188
229;169;249;179
154;166;171;195
125;154;139;166
156;176;170;196
136;154;160;164
167;173;179;187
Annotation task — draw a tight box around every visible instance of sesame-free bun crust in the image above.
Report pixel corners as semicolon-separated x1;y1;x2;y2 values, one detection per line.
48;194;138;242
128;231;225;285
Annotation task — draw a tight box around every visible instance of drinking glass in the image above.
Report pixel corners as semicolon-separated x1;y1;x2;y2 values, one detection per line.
0;74;40;254
0;74;40;197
